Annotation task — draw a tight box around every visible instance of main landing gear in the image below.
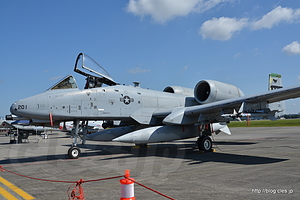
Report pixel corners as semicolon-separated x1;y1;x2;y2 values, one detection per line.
196;123;213;152
67;120;88;159
197;136;212;152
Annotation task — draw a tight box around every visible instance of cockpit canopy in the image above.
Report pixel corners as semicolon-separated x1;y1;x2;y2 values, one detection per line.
48;75;78;90
74;53;117;88
47;53;117;91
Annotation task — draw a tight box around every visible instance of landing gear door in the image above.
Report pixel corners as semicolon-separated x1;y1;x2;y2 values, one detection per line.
74;53;117;87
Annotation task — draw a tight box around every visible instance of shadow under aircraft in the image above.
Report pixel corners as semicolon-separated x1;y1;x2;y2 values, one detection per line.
0;141;287;167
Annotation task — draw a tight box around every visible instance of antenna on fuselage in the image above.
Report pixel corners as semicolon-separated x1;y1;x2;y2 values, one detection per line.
133;82;140;87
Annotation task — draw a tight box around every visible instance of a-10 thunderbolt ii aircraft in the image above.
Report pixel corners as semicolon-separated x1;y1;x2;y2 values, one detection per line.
8;53;300;159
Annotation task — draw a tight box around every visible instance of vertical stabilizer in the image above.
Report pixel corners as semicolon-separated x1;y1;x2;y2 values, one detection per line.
268;73;286;117
269;73;283;90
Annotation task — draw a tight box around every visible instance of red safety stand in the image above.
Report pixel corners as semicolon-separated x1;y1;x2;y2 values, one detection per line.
120;169;136;200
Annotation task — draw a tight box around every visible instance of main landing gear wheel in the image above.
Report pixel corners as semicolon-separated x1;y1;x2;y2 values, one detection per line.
197;136;212;152
68;146;81;159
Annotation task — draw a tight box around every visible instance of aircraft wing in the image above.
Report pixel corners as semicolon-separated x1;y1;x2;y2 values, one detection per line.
163;84;300;125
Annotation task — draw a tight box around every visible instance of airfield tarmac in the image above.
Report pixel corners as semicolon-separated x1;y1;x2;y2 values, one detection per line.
0;127;299;200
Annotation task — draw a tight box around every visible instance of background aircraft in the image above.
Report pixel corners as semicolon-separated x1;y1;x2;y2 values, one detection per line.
1;118;59;143
59;120;103;132
8;53;300;158
0;119;12;132
1;118;58;135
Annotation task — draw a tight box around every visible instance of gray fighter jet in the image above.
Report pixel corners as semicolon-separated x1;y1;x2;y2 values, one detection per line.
8;53;300;158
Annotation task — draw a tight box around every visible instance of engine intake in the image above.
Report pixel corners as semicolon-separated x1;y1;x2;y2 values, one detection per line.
194;80;244;104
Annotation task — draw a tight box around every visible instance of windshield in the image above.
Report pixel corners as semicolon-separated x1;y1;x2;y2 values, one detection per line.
48;75;78;90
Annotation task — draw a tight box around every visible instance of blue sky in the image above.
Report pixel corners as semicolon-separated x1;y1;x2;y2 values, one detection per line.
1;0;300;117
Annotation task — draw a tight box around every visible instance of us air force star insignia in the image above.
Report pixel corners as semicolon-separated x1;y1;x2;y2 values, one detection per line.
120;96;134;105
123;96;131;105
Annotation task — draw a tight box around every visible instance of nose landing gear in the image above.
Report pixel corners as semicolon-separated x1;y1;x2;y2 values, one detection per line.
67;120;87;159
68;146;81;159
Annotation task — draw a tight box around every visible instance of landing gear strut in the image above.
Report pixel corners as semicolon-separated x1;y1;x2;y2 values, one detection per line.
197;136;212;152
67;120;87;159
196;123;213;152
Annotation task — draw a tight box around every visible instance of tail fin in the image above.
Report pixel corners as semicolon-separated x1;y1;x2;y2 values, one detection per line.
268;73;283;90
268;73;286;117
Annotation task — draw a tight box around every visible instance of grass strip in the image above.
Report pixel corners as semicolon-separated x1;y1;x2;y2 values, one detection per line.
228;119;300;127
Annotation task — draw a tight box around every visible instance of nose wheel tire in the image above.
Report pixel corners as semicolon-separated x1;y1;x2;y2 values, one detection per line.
197;136;212;152
68;146;81;159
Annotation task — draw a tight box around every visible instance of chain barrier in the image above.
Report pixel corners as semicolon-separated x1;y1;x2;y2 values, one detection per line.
0;166;176;200
125;177;176;200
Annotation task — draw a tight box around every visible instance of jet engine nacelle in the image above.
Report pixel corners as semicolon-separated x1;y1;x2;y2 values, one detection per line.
194;80;244;104
163;86;194;96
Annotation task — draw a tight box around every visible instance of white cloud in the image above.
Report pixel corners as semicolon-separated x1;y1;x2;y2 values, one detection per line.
199;6;300;40
128;67;151;74
233;52;241;58
282;41;300;55
126;2;300;41
199;17;248;41
251;6;300;30
180;65;189;73
126;0;231;23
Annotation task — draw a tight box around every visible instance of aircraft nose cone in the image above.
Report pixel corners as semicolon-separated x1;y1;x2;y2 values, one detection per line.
10;99;32;117
10;102;18;114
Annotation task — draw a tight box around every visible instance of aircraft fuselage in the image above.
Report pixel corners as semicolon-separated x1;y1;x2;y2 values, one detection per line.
10;85;189;125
